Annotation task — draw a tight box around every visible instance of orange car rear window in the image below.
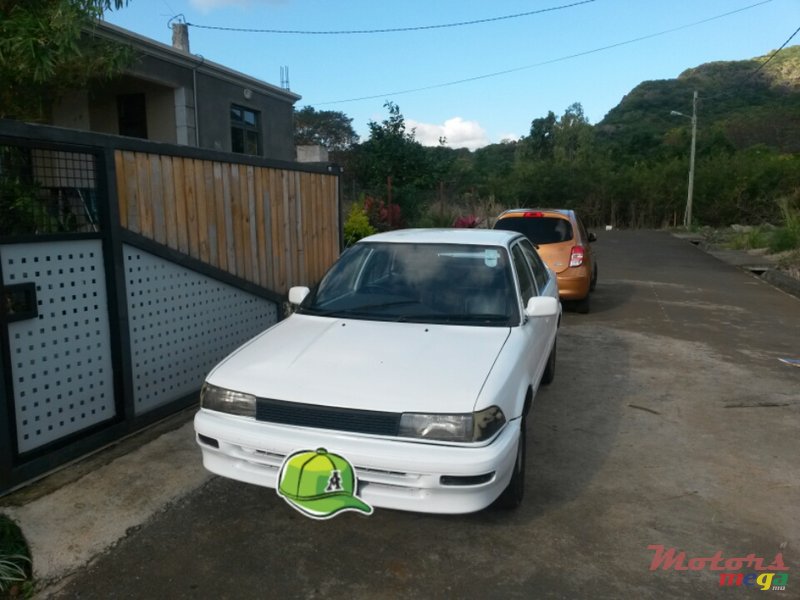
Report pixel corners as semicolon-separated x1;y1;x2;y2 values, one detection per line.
494;216;573;245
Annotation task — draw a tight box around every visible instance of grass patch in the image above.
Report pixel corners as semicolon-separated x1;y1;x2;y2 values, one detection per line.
0;515;33;599
769;197;800;253
769;226;800;253
727;227;770;250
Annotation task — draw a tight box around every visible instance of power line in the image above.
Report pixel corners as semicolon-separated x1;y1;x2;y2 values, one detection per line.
185;0;596;35
314;0;775;106
698;22;799;102
750;23;800;77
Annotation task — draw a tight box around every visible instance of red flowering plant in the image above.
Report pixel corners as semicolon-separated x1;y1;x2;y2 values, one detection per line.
453;215;481;228
363;196;404;231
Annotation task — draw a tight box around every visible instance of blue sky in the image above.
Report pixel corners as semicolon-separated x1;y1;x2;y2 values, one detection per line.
105;0;799;150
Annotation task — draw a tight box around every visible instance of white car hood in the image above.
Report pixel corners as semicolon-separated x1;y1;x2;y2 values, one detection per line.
208;314;511;413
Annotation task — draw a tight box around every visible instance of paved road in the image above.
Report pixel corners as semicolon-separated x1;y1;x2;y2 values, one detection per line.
52;231;799;599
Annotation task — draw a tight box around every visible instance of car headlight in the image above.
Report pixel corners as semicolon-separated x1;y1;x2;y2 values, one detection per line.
398;406;506;442
200;383;256;417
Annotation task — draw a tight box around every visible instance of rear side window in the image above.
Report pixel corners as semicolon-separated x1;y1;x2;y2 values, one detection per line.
520;240;550;293
495;216;573;245
511;245;536;305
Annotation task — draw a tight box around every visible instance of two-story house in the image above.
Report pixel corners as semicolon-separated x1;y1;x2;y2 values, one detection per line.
47;21;300;162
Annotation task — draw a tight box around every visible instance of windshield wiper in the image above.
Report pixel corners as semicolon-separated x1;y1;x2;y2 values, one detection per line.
298;300;419;318
341;300;420;314
295;306;342;317
393;313;509;324
463;314;509;322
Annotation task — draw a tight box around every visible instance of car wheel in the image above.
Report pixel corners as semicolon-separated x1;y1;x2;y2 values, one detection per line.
495;419;526;509
573;294;590;314
541;339;556;385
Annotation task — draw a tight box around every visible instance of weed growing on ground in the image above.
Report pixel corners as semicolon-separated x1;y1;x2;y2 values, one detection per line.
769;197;800;253
0;515;33;599
729;227;769;250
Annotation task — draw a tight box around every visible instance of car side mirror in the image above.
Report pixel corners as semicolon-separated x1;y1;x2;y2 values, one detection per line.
588;232;597;243
288;286;310;305
525;296;559;318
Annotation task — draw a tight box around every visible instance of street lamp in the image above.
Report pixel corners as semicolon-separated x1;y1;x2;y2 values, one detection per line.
670;90;698;229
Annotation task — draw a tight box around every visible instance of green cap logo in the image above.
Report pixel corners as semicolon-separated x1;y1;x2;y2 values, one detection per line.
277;448;373;519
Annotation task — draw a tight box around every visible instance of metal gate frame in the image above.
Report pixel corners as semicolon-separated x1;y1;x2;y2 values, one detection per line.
0;121;288;493
0;135;133;490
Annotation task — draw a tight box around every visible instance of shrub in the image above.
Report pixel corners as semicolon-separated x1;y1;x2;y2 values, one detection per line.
0;515;32;598
363;196;404;231
342;202;376;247
728;227;768;250
768;197;800;253
453;215;481;228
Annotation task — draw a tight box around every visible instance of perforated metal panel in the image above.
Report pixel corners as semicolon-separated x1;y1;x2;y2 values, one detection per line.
124;245;278;414
1;240;115;453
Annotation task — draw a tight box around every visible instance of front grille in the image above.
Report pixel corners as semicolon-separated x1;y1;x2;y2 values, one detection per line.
256;397;401;436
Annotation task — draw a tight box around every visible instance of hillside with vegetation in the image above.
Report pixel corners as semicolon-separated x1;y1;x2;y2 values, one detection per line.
329;45;800;237
600;47;800;155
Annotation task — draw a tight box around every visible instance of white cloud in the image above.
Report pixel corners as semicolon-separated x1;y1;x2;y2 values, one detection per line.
407;117;490;151
190;0;286;12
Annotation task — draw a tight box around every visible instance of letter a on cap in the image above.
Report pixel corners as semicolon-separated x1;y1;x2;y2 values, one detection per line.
277;448;373;519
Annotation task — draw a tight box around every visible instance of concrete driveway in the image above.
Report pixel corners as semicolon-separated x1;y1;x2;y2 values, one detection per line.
49;230;799;599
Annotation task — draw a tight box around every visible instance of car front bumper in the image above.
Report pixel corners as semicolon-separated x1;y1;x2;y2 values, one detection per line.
194;409;520;514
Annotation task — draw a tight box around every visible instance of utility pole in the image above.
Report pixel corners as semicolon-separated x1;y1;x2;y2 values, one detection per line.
670;90;698;229
686;90;698;229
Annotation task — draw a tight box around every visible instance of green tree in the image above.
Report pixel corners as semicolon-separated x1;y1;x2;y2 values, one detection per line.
553;102;593;162
0;0;132;121
294;106;359;151
472;140;517;202
522;111;557;160
347;102;431;224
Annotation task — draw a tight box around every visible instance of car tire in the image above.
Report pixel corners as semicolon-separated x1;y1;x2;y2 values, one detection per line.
495;419;526;510
541;339;556;385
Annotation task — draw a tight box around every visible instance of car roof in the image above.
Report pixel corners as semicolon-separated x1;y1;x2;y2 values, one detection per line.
359;228;524;247
497;208;574;220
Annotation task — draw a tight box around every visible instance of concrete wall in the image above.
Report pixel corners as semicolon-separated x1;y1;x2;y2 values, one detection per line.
84;75;177;144
297;145;329;163
48;51;296;161
195;72;295;161
50;91;91;130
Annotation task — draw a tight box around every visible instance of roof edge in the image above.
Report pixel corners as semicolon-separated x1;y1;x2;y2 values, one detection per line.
91;20;302;103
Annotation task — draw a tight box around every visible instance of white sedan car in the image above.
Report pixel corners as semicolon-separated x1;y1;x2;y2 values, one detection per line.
194;229;560;514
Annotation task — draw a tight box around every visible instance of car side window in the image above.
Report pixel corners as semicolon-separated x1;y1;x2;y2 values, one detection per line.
519;240;550;293
511;244;536;305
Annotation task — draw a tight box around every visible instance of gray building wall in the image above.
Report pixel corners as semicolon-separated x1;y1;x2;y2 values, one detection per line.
47;26;298;162
195;72;295;161
84;75;178;144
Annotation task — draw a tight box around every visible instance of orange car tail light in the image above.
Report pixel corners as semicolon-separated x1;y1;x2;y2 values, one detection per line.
569;245;585;267
523;211;545;218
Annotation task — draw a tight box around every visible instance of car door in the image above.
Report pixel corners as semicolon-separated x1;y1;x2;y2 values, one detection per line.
510;242;553;386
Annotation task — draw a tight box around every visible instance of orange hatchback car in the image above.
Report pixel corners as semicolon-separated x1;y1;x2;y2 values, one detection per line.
494;209;597;312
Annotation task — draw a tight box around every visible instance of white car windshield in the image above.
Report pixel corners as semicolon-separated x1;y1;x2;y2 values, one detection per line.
298;242;519;326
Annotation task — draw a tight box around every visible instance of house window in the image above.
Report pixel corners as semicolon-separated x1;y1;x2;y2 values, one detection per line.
117;93;148;139
231;105;261;155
